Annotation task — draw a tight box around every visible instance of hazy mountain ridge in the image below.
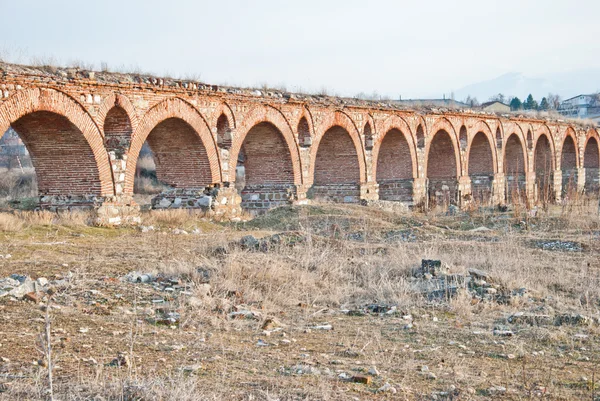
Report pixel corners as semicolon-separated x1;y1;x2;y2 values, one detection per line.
453;69;600;103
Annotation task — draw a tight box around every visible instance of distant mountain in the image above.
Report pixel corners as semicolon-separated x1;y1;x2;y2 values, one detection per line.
453;69;600;103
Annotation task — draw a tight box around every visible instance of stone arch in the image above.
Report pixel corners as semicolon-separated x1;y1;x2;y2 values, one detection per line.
127;97;221;194
560;129;579;195
467;131;495;202
230;105;302;189
425;125;460;206
583;132;600;193
0;88;113;197
374;127;415;202
236;121;296;210
309;111;367;186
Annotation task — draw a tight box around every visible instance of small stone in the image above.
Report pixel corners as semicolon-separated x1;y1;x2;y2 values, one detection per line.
377;382;397;393
368;366;380;376
351;375;372;384
24;292;40;303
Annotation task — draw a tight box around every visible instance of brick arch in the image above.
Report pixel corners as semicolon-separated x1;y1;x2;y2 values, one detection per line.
309;111;367;185
583;130;600;193
583;128;600;166
424;117;461;177
0;87;113;196
97;93;139;135
533;126;556;171
211;101;237;130
467;120;498;175
373;115;418;178
296;106;316;147
126;97;221;194
559;127;580;169
230;104;302;186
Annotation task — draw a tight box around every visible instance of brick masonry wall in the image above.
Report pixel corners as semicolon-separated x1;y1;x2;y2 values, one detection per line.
584;137;599;193
376;129;413;202
311;126;361;202
146;118;213;188
427;130;458;204
468;132;494;201
504;134;527;200
561;136;578;194
0;63;599;216
104;106;132;153
12;111;103;195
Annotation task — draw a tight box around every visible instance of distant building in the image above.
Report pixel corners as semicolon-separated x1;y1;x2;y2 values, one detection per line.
480;101;510;113
0;127;30;169
558;94;600;124
394;98;470;108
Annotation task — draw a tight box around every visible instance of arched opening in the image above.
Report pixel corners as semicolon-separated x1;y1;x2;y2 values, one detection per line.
534;134;554;203
236;122;295;211
416;124;425;149
376;129;413;202
0;127;36;202
504;134;526;203
527;130;533;150
104;106;132;157
364;122;374;150
584;137;599;194
459;126;468;150
311;126;361;203
1;111;104;205
426;130;458;207
468;132;494;203
495;127;502;149
216;114;232;149
561;136;578;196
298;117;311;147
134;118;213;204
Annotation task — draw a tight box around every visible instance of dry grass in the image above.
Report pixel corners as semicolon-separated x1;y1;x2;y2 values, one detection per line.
0;203;599;399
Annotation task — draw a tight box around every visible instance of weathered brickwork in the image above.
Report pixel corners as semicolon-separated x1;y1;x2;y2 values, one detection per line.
0;63;599;224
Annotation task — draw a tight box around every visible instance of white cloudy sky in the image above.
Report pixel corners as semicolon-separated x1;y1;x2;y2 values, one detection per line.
1;0;599;99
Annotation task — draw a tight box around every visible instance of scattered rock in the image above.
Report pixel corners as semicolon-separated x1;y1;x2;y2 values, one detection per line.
351;375;372;384
377;382;397;393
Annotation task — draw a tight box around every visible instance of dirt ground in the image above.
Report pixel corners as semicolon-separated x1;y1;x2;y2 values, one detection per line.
0;204;599;400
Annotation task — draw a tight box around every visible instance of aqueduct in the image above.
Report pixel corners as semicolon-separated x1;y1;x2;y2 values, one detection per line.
0;63;598;224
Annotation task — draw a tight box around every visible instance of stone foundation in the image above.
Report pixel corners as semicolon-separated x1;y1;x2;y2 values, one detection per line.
38;194;105;211
240;184;296;211
378;179;413;202
505;174;527;203
469;174;493;204
561;168;578;196
150;184;242;217
308;183;361;203
96;198;141;226
585;168;599;195
427;178;458;206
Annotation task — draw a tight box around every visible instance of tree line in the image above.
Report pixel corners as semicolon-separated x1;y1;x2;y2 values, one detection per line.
463;93;562;111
